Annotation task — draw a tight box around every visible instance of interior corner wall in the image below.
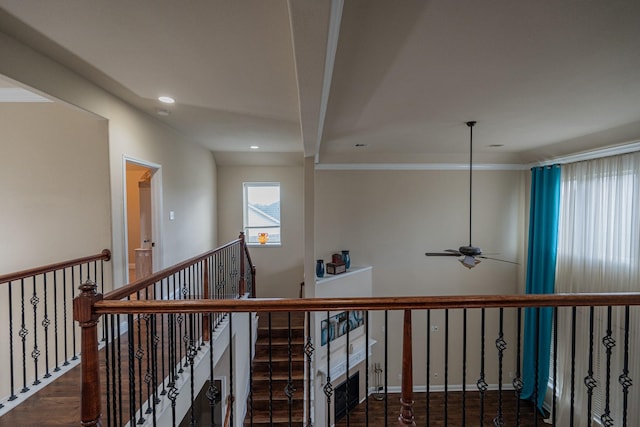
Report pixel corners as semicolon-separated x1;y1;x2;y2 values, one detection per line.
217;165;304;298
315;168;527;387
0;31;218;288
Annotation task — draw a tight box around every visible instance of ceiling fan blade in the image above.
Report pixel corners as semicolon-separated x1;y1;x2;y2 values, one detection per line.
444;249;461;254
477;256;519;265
425;252;461;257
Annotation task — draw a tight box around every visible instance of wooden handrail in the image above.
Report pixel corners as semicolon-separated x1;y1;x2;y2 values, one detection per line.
103;239;241;301
0;249;111;284
94;292;640;315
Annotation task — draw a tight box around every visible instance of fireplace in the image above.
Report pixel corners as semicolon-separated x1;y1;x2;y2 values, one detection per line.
334;371;360;422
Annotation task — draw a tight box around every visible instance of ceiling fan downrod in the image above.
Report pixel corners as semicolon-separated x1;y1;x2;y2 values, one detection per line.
466;120;476;247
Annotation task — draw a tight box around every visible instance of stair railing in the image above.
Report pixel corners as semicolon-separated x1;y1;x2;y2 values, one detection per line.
74;233;253;426
76;291;640;427
0;249;111;412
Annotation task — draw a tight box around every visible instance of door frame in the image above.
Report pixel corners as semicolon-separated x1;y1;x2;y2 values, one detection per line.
122;155;164;282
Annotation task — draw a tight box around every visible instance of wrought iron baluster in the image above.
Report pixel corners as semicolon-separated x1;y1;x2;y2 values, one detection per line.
207;311;218;427
117;313;124;427
462;308;467;427
71;267;78;360
144;312;153;415
7;280;17;401
444;308;449;426
188;314;197;427
426;309;430;426
618;305;632;427
384;310;388;427
323;311;333;427
31;276;41;385
494;307;506;427
228;311;235;427
570;306;577;426
249;312;254;427
552;307;558;424
305;311;315;427
286;312;295;426
160;278;167;396
136;298;146;425
514;307;522;427
42;273;51;379
600;306;615;427
128;313;137;425
20;278;29;393
105;314;112;427
268;312;273;425
477;308;487;425
53;271;60;372
345;310;351;426
62;269;70;366
585;306;596;427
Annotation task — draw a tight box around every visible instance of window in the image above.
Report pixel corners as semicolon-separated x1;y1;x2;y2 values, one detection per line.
243;182;281;246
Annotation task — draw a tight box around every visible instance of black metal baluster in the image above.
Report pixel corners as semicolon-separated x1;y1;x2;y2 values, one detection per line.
182;270;190;369
71;267;78;360
31;276;41;385
444;308;449;427
229;311;234;427
570;306;577;427
117;313;124;426
585;306;596;427
128;313;137;425
346;310;351;426
552;307;558;425
533;307;539;426
494;307;506;427
109;314;118;426
426;309;430;426
477;308;487;425
62;269;70;366
136;295;146;424
268;312;273;425
514;307;523;427
600;306;615;427
286;312;295;426
384;310;388;427
188;313;197;427
364;310;369;427
619;305;632;427
249;312;255;427
105;314;111;427
160;279;167;396
7;280;17;402
19;278;29;394
323;311;333;427
462;308;467;427
144;311;153;415
53;271;60;372
207;312;217;427
42;273;51;379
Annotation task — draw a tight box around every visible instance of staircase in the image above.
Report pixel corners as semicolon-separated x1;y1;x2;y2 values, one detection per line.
246;312;306;426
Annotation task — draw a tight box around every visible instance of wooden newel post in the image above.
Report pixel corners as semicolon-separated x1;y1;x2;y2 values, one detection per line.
398;309;416;427
238;232;246;296
73;279;103;427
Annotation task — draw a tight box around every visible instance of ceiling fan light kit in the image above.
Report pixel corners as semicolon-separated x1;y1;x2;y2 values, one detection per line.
425;121;516;269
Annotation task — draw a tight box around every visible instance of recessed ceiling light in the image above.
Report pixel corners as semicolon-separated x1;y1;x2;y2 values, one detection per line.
156;109;170;116
250;145;260;150
354;143;368;147
158;96;175;104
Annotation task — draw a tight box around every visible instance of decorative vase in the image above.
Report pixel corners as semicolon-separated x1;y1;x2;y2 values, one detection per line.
341;250;351;269
316;259;325;278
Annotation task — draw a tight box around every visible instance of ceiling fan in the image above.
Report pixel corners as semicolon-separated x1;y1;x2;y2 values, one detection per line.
425;121;517;269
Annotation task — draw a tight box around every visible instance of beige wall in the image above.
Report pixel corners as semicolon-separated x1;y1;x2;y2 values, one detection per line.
0;30;218;288
0;102;111;273
315;168;527;387
217;165;304;298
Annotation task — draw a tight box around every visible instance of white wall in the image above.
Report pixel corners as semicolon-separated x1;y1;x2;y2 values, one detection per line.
217;165;304;298
0;30;218;288
315;168;527;389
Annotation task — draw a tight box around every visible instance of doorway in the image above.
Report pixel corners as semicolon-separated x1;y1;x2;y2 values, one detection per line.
124;158;162;283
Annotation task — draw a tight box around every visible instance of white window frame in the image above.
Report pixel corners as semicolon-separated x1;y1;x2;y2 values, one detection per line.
243;182;281;247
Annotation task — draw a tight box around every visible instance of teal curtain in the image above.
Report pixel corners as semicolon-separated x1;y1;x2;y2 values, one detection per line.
522;165;561;411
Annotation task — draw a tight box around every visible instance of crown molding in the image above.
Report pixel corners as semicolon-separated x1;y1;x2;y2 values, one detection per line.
315;163;526;171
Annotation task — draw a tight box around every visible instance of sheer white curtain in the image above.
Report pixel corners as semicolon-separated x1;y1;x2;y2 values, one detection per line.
554;152;640;425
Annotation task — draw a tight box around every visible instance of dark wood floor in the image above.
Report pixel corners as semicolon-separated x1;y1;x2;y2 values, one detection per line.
337;391;548;427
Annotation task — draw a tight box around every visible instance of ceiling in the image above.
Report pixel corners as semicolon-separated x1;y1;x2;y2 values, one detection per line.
1;0;639;165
